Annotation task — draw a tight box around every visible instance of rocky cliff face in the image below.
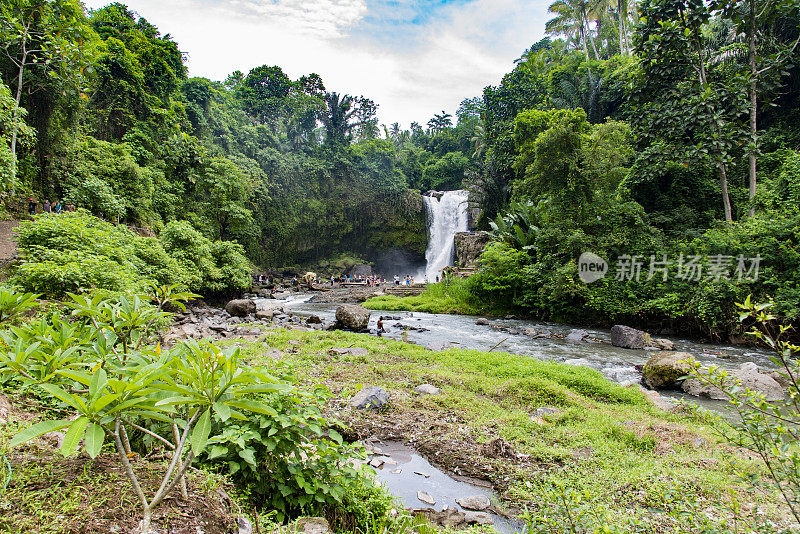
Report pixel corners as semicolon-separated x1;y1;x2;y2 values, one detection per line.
454;231;491;268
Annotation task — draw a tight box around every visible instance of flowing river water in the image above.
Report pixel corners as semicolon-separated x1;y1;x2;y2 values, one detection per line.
267;293;775;411
256;293;777;532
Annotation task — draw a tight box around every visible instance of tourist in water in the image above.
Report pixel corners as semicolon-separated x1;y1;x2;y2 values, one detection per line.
377;316;386;337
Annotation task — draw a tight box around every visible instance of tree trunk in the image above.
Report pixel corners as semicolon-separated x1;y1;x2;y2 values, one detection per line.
718;162;733;223
619;6;626;55
747;0;757;216
587;19;600;59
9;38;28;189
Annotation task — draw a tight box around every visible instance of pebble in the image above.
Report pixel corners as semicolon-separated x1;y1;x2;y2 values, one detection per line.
417;491;436;505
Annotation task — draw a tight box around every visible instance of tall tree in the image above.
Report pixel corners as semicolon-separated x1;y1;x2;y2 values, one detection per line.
714;0;800;215
0;0;90;188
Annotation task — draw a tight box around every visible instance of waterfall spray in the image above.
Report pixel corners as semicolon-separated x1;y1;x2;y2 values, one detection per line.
421;190;469;282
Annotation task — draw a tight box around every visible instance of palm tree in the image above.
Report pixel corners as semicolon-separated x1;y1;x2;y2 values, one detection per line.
427;111;453;134
319;92;358;146
470;124;486;160
551;71;606;123
546;0;598;60
591;0;633;55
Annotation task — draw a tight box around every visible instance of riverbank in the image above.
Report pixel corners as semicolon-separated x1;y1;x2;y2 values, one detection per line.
363;279;489;316
227;326;788;531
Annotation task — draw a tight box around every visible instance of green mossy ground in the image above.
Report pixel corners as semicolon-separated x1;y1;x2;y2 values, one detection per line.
1;325;790;532
228;327;788;531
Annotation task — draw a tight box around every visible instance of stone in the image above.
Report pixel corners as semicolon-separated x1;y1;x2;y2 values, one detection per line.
454;231;492;268
350;386;389;410
291;517;331;534
335;304;371;331
654;338;675;351
414;384;442;396
534;407;562;419
237;516;254;534
565;329;589;343
369;457;384;468
610;325;650;349
463;512;493;525
524;327;538;336
328;347;369;357
769;370;793;389
255;309;274;320
642;352;696;389
417;491;436;505
640;388;677;411
306;315;322;324
225;299;257;317
456;495;491;511
475;318;490;326
682;362;784;401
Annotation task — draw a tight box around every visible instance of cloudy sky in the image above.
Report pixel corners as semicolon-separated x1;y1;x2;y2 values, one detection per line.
82;0;550;126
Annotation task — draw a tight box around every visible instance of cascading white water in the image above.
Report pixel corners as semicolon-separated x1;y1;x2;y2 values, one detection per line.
421;190;469;282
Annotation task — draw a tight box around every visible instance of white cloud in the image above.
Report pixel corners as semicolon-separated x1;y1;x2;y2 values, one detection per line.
82;0;550;126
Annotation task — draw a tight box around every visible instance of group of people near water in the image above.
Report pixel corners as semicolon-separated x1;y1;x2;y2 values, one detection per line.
28;198;74;217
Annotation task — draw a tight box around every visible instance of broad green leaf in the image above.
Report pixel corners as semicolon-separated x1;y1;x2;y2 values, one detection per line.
89;367;108;398
10;420;72;447
84;423;105;458
190;409;211;456
213;401;231;422
238;447;257;467
61;417;89;456
226;399;279;417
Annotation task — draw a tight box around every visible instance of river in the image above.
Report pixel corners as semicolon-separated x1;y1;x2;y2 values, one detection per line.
262;293;775;410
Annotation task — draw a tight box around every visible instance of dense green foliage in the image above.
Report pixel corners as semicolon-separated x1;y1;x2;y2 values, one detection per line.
0;287;394;533
2;0;799;335
13;211;250;296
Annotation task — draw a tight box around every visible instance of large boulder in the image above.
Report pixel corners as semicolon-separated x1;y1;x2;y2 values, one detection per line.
225;299;256;317
454;232;492;268
610;325;650;349
350;386;389;410
348;264;373;278
682;362;784;401
642;352;696;389
335;304;371;331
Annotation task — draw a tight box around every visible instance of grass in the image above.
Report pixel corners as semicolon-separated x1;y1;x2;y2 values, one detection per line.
228;327;789;532
2;321;791;532
364;279;494;315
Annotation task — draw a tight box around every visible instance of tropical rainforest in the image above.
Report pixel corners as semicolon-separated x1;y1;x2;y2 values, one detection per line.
1;0;799;337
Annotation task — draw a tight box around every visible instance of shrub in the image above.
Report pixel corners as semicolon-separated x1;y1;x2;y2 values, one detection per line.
202;388;369;522
13;211;250;296
0;287;291;534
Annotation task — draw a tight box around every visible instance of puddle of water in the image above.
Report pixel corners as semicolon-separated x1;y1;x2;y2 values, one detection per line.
366;441;524;534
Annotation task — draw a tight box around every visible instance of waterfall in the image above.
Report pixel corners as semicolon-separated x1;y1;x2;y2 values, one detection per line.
421;190;470;282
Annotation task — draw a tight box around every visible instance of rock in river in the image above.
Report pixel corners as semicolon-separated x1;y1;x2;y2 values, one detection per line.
350;386;389;410
456;495;491;511
335;304;371;331
682;362;784;401
610;325;649;349
642;352;696;389
225;299;256;317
